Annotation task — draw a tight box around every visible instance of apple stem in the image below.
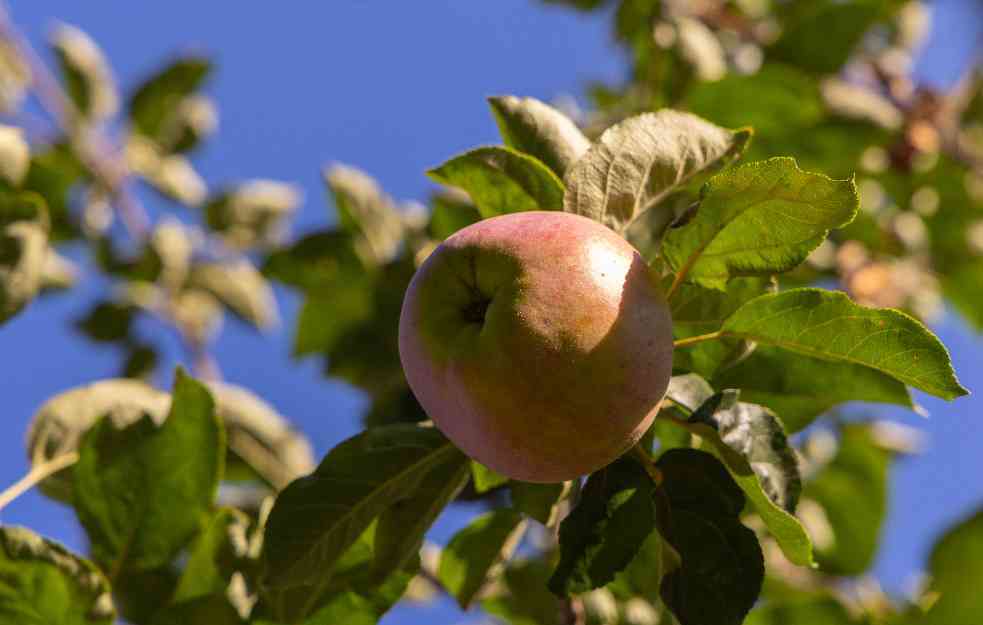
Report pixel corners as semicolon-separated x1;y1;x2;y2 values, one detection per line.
629;444;663;486
673;330;724;349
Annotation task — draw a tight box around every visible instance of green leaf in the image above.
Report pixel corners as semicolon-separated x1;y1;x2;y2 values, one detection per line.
172;508;250;605
438;509;526;608
22;144;84;242
922;507;983;625
74;300;135;343
563;110;749;232
656;449;764;625
670;277;774;377
0;526;115;624
371;449;469;579
150;596;245;625
50;24;118;121
719;288;968;400
471;461;509;493
746;593;857;625
427;146;565;219
681;392;814;568
260;424;466;590
804;424;890;575
324;164;404;266
73;369;224;574
510;480;570;526
549;459;659;596
663;158;858;290
262;230;366;292
129;57;212;143
189;261;279;330
610;529;666;602
943;261;983;332
688;391;801;512
293;282;374;357
714;346;917;433
302;591;379;625
483;560;561;625
428;189;481;240
0;191;48;325
488;95;591;177
770;0;895;74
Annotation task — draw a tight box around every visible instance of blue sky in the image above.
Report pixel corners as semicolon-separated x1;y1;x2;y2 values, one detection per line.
0;2;980;623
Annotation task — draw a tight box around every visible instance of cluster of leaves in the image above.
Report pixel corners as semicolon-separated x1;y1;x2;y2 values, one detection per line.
1;2;982;625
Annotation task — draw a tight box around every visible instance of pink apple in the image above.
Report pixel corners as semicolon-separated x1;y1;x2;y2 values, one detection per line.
399;211;673;482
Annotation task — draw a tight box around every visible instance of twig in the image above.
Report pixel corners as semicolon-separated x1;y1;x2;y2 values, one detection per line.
0;1;150;239
629;444;663;486
0;452;79;512
673;330;723;349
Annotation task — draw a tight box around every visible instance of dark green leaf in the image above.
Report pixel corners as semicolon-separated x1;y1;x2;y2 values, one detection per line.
656;448;764;625
21;145;84;242
262;230;365;292
488;95;591;177
129;57;212;142
260;424;465;590
720;288;968;400
804;424;890;575
172;508;250;605
714;346;917;432
549;459;659;596
438;509;526;608
663;158;858;290
427;146;565;218
510;480;569;525
0;526;115;624
73;369;224;574
151;595;245;625
74;301;135;343
682;392;814;567
563;110;749;232
471;461;509;493
483;560;561;625
922;507;983;624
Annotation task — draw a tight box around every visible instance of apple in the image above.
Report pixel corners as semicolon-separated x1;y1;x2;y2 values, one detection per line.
399;211;673;482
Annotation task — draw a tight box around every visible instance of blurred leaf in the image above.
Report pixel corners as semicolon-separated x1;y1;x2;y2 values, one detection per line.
510;480;569;525
549;458;659;596
428;189;480;240
805;424;890;575
262;230;365;292
50;23;118;121
190;260;279;331
301;592;379;625
129;56;212;143
325;164;404;266
122;343;158;380
719;288;967;400
670;277;773;377
0;39;29;113
663;158;858;290
746;593;857;625
427;146;565;218
204;180;299;250
112;566;180;625
681;392;814;567
21;145;84;242
942;261;983;332
471;461;509;493
564;110;749;232
714;346;917;432
770;0;897;74
0;190;48;324
73;369;224;574
27;378;170;502
172;507;250;605
922;507;983;625
293;280;374;356
439;509;526;608
74;300;135;343
151;596;245;625
0;526;115;624
488;95;591;177
0;124;29;185
610;529;666;602
656;449;764;625
483;560;561;625
260;424;465;590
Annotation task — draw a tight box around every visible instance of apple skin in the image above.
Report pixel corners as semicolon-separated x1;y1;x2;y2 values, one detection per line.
399;211;673;482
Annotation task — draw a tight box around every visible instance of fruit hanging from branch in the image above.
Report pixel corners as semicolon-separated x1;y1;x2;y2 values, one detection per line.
399;210;674;482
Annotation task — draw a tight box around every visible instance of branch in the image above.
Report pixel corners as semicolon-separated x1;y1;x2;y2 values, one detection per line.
0;1;150;239
673;331;723;348
0;452;79;512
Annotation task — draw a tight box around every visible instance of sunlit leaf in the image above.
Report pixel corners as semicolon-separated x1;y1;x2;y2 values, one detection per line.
488;95;591;177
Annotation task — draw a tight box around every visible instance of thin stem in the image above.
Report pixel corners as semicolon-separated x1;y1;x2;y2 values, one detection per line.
0;452;79;512
629;444;663;486
0;2;150;239
673;330;724;349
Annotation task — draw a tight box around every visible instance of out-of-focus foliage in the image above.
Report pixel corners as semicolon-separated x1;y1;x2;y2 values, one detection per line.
0;2;980;625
